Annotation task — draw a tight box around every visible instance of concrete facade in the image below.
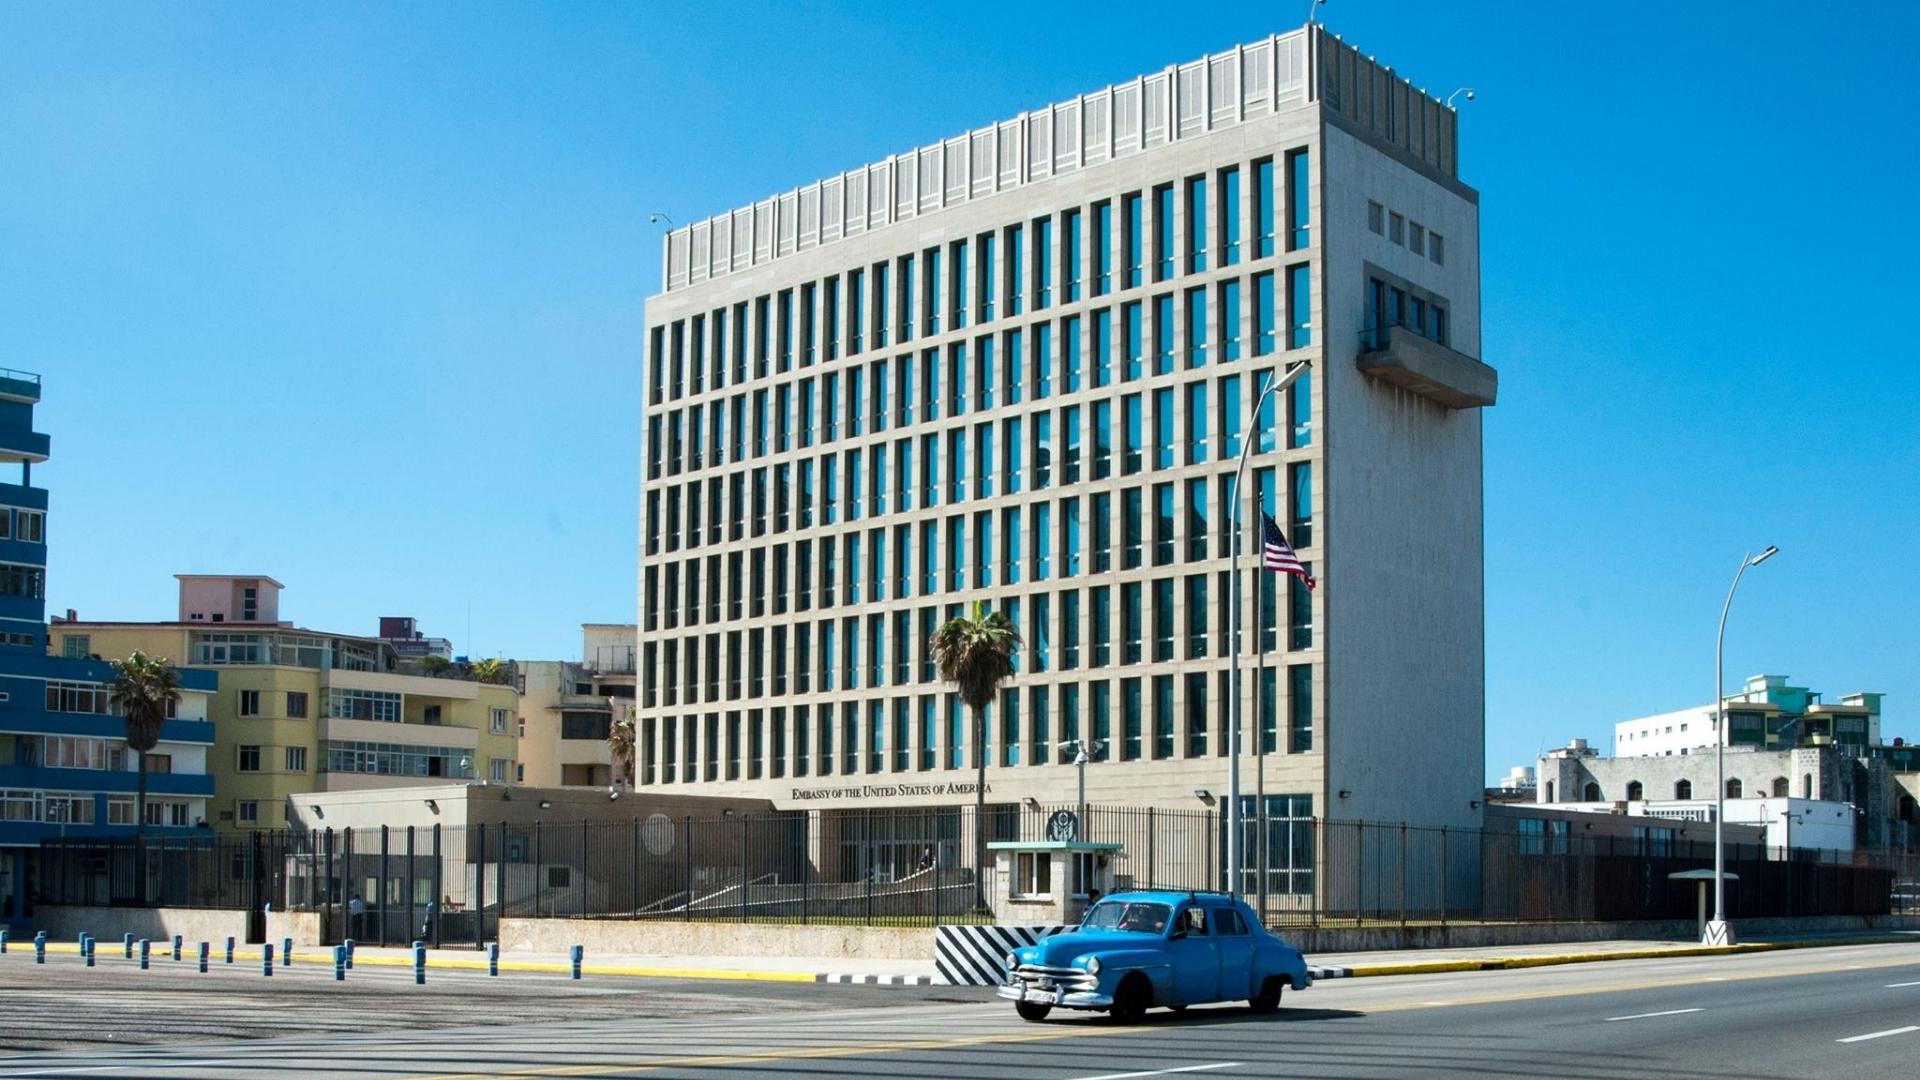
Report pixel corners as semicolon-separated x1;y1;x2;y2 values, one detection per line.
634;27;1495;913
517;625;635;789
1615;674;1883;758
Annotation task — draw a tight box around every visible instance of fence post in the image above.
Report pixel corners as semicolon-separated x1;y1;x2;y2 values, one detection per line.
406;825;416;948
473;824;487;951
495;821;506;934
1355;821;1365;927
431;823;443;949
378;825;390;945
1439;826;1449;926
1147;806;1156;887
741;815;750;924
629;817;640;921
324;826;336;945
580;819;589;920
533;821;543;919
1310;818;1320;928
1399;822;1408;930
801;811;812;926
683;816;693;923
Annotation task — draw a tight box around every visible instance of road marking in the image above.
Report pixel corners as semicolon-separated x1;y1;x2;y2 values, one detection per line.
1605;1008;1703;1022
1886;980;1920;988
0;1061;229;1077
1837;1025;1920;1044
1065;1066;1242;1080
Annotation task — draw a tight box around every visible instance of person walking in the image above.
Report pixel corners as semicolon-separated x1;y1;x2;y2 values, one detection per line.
347;891;366;941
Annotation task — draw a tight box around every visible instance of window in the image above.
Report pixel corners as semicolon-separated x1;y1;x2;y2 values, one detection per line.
1254;158;1276;257
1286;149;1311;249
237;745;261;772
490;707;510;735
1367;200;1384;235
1186;175;1207;273
237;801;259;825
1626;780;1644;801
1388;211;1405;245
0;562;45;600
282;745;307;773
1674;779;1693;800
1288;664;1313;752
61;634;89;659
1287;264;1312;349
15;509;44;543
237;690;261;717
490;758;509;782
45;681;109;714
1013;851;1052;899
1408;221;1425;256
1430;232;1446;265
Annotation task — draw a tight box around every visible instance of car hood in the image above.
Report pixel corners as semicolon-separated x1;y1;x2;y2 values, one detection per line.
1029;928;1164;966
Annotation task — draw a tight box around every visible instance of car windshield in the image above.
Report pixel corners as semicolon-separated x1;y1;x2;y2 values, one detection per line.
1082;901;1173;934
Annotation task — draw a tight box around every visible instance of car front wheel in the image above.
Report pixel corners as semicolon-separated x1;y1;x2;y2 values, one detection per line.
1108;975;1151;1024
1015;1000;1053;1022
1248;977;1283;1014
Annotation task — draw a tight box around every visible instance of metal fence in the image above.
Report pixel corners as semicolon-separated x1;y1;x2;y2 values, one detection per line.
36;804;1920;946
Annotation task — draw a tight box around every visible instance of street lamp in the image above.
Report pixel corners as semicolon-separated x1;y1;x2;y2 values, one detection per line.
1226;360;1311;899
1059;738;1106;838
1707;544;1778;945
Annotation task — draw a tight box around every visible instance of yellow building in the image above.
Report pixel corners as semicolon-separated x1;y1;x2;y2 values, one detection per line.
516;624;635;788
53;575;520;831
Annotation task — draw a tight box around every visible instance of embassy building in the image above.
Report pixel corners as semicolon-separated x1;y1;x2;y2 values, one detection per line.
635;26;1496;860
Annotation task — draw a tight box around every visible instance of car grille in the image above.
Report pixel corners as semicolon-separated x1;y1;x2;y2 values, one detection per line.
1010;964;1097;993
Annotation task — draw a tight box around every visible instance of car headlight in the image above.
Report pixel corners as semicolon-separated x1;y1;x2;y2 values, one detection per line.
1007;952;1019;972
1084;956;1101;975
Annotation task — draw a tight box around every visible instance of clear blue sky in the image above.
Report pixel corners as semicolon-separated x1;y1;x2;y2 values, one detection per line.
3;2;1914;782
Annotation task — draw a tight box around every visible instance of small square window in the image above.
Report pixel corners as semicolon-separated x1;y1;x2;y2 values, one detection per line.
1367;201;1384;235
236;800;259;824
1430;233;1445;265
1388;212;1405;245
286;691;308;719
1408;222;1425;256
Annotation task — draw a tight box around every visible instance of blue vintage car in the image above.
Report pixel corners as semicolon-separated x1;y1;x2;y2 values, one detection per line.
997;890;1312;1022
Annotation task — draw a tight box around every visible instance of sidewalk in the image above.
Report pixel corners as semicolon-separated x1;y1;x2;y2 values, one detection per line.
312;943;937;985
1303;927;1920;978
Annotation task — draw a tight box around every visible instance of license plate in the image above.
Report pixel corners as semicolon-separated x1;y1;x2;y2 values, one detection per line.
1024;989;1058;1004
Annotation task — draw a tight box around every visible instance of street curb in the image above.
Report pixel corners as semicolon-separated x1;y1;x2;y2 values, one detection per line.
1309;934;1918;979
816;973;935;985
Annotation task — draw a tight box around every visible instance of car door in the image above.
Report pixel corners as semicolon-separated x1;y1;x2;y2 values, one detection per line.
1213;905;1253;998
1167;904;1220;1004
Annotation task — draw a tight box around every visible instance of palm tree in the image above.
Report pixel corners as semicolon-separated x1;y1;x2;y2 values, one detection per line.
608;714;636;788
929;601;1021;911
471;657;511;685
108;651;182;849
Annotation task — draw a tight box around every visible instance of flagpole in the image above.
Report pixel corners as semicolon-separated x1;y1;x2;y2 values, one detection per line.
1228;360;1310;903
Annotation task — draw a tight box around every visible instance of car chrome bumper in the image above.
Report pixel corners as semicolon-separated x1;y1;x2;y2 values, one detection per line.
997;985;1113;1009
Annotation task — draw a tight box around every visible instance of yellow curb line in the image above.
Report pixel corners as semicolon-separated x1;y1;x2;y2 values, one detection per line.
1337;934;1915;978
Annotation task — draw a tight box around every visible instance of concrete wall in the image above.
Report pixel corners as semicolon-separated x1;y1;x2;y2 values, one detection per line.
1280;913;1920;955
33;905;249;944
499;917;928;960
266;910;324;946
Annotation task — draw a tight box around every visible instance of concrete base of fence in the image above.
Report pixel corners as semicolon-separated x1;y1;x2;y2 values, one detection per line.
32;906;248;946
499;918;930;961
1278;913;1920;954
265;911;324;947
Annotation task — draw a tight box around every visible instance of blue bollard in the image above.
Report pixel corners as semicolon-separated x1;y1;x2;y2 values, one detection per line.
84;936;94;968
1;928;9;953
569;944;582;981
138;938;150;970
197;941;209;973
412;940;426;985
34;932;46;964
225;936;235;965
282;937;293;967
262;942;274;977
344;938;356;970
172;934;182;962
332;945;346;982
487;942;499;977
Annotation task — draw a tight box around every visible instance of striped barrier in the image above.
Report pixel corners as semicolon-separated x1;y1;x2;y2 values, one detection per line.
933;924;1071;986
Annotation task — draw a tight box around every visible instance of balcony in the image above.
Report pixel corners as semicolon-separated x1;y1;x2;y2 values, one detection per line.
0;368;42;403
1357;323;1498;410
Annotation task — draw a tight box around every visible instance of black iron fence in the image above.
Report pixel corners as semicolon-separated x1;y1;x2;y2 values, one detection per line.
36;805;1920;946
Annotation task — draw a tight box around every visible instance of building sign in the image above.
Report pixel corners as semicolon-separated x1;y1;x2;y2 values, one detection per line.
789;781;993;801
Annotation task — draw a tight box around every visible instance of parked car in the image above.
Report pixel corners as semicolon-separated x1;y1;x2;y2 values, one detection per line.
998;890;1312;1022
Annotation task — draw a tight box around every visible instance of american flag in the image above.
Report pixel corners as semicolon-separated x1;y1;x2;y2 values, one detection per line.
1261;513;1316;589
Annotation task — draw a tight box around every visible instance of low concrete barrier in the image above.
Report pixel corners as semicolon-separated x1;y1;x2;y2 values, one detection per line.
499;918;929;960
33;906;248;945
1273;913;1920;954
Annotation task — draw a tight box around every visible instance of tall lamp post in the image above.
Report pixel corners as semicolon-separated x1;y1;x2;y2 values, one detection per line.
1707;544;1778;945
1226;360;1311;899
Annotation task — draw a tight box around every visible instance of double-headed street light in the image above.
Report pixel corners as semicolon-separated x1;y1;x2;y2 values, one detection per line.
1707;544;1778;946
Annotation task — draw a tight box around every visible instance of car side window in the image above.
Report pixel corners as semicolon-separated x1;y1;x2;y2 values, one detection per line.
1181;907;1208;936
1214;908;1247;936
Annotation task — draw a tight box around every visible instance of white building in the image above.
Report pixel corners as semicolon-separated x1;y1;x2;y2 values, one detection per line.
1549;796;1854;856
1615;675;1883;758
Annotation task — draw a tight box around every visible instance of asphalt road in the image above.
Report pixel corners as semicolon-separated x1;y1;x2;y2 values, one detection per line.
3;942;1919;1078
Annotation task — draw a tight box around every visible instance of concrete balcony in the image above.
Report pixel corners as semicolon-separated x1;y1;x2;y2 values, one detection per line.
1357;323;1498;409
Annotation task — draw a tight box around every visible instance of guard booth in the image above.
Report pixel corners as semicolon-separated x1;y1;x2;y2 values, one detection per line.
987;840;1122;926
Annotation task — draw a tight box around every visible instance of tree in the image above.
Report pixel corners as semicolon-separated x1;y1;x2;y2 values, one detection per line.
107;651;182;848
929;601;1021;911
418;654;453;677
608;714;636;788
471;657;511;685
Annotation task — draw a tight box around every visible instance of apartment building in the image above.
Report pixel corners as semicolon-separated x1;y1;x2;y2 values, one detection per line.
0;370;219;928
517;624;636;788
55;576;520;832
635;26;1496;893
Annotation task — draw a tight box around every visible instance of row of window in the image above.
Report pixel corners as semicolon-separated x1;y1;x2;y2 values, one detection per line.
643;462;1311;634
0;790;187;826
639;568;1313;710
1366;199;1446;265
1549;776;1799;803
189;631;380;671
646;388;1312;560
1364;277;1451;348
637;666;1314;786
650;150;1312;406
321;739;476;779
0;506;46;543
19;735;127;772
236;689;311;719
0;561;45;601
235;744;309;773
645;278;1312;487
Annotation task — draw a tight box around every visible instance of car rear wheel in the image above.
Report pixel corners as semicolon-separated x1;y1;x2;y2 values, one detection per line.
1108;975;1151;1024
1248;977;1283;1014
1014;1000;1053;1022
